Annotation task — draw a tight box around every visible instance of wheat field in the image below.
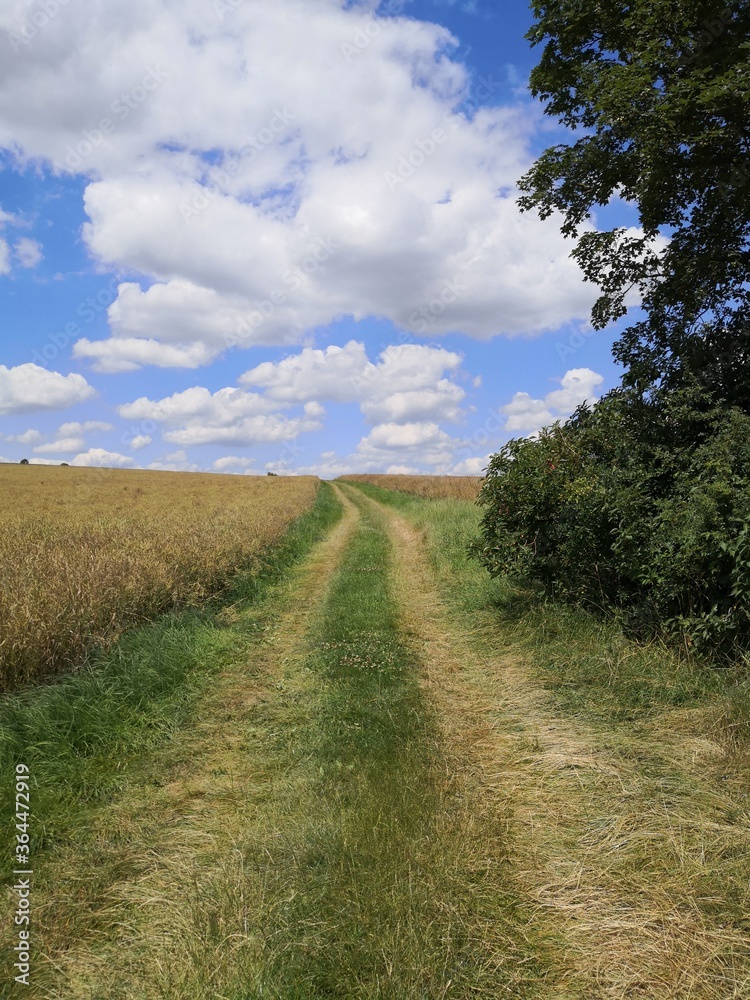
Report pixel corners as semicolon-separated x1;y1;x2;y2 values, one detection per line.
339;474;482;500
0;465;319;690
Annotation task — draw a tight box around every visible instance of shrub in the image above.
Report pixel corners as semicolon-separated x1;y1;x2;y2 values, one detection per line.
474;385;750;656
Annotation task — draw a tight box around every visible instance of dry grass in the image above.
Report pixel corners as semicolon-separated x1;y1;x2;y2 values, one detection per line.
0;465;318;690
361;488;750;999
339;473;482;500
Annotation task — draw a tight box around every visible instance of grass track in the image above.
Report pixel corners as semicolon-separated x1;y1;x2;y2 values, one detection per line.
235;485;544;997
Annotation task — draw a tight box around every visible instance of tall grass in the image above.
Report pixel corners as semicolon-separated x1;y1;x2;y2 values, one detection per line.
0;466;318;689
339;473;482;500
349;482;750;729
349;482;750;996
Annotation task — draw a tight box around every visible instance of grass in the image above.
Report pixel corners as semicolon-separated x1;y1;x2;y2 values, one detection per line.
349;481;749;731
0;465;318;689
0;481;342;892
213;486;544;998
346;481;750;997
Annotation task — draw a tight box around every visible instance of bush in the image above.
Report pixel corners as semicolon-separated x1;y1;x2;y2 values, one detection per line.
473;385;750;656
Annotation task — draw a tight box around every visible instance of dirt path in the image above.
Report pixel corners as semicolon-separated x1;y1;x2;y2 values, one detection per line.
345;485;750;999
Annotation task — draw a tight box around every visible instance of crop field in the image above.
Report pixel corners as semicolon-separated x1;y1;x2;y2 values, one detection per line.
0;465;318;690
339;473;482;500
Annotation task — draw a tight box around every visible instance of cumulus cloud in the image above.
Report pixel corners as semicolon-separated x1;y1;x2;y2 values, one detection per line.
0;364;96;416
73;335;215;373
297;420;462;478
502;368;604;433
14;237;43;268
58;420;112;434
33;437;86;455
129;434;152;450
1;428;42;444
0;0;601;372
241;340;466;424
71;448;136;468
213;456;255;471
146;450;201;472
0;238;9;275
118;385;322;447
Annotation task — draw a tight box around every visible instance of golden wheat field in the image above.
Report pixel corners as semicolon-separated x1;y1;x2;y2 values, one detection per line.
0;465;319;690
339;474;482;500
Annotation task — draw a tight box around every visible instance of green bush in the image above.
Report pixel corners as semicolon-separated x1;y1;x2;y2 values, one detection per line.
474;385;750;656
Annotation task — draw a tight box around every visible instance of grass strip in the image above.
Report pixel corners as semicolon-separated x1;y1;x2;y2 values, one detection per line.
229;488;543;999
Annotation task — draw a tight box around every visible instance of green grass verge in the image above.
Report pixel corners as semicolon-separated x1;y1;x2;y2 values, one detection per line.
0;482;343;885
346;483;750;737
225;488;545;998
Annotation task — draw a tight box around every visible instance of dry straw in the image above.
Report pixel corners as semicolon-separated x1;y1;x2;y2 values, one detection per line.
340;473;482;501
0;465;318;690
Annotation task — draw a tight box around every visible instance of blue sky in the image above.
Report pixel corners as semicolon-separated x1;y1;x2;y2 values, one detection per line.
0;0;631;476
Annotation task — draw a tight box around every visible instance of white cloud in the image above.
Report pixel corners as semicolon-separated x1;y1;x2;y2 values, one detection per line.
118;384;321;447
73;335;215;373
545;368;605;413
58;420;113;434
502;368;604;433
1;428;42;444
34;437;86;455
0;364;96;416
241;340;466;424
146;449;201;472
299;420;460;478
213;456;255;471
28;421;113;456
0;0;601;371
119;385;271;424
129;434;152;450
0;238;9;275
451;454;490;475
14;237;43;268
71;448;136;468
502;393;556;434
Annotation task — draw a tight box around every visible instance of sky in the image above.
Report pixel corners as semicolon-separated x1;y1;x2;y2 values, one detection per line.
0;0;635;477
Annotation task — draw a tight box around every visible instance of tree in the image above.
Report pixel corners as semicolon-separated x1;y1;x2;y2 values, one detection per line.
519;0;750;398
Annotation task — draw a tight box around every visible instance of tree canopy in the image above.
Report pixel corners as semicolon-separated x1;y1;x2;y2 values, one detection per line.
519;0;750;398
